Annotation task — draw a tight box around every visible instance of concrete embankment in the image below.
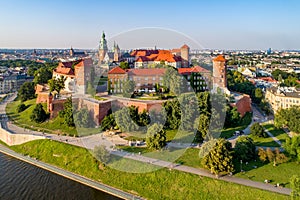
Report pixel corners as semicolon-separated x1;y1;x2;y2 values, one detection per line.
0;144;143;200
0;123;45;146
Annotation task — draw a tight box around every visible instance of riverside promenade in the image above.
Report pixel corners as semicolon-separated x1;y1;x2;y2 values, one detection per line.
0;144;143;200
0;93;292;197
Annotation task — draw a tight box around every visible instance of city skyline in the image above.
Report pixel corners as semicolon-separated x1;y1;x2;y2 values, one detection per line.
0;0;299;50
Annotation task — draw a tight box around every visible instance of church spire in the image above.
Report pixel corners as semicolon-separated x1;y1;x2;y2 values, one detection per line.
99;31;108;51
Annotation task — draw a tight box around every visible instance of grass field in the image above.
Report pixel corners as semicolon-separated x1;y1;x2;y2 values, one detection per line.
220;112;253;139
263;124;289;144
6;99;101;136
235;160;300;188
8;140;289;200
249;135;281;147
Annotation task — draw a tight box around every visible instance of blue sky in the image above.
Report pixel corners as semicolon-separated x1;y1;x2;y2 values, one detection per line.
0;0;299;50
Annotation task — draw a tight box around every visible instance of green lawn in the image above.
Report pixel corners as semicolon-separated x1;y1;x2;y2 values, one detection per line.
235;160;300;188
8;140;289;200
220;112;253;139
6;99;101;136
263;124;289;144
249;135;281;147
123;129;194;143
221;126;245;139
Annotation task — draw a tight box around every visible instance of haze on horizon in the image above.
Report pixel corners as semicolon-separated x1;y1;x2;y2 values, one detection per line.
0;0;299;50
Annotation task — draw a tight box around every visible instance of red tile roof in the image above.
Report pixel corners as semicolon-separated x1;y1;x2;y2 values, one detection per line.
54;58;92;76
178;66;210;75
213;55;226;62
181;44;189;49
108;66;126;74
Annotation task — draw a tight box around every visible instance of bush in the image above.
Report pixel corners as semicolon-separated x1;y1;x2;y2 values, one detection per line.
17;103;27;113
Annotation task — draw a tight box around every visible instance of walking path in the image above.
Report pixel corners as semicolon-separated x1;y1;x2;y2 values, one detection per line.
0;94;292;196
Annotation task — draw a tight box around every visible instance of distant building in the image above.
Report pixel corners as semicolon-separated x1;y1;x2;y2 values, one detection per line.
0;74;33;94
265;86;300;113
229;92;252;117
69;47;86;58
107;65;211;94
212;55;230;94
98;32;108;63
98;32;121;64
130;44;190;68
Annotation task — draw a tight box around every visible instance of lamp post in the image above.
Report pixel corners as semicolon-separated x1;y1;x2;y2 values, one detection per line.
240;160;243;172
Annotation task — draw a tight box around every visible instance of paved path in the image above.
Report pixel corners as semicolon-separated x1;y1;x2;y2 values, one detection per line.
1;93;292;196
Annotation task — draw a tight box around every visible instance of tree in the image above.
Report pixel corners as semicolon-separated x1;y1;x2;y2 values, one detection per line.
30;103;48;123
122;79;135;98
119;61;130;70
258;147;268;162
162;67;182;95
225;105;241;128
283;136;300;161
146;123;166;150
86;81;96;96
290;175;300;199
202;138;234;176
163;99;181;130
250;122;267;138
114;107;139;132
59;97;75;127
234;136;256;161
18;82;36;102
93;145;110;166
17;103;27;113
275;107;300;133
195;114;209;142
253;88;263;104
74;108;94;128
258;147;288;166
101;114;116;131
48;76;66;96
33;67;52;85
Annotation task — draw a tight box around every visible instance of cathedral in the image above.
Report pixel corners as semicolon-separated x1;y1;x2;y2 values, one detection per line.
98;32;121;64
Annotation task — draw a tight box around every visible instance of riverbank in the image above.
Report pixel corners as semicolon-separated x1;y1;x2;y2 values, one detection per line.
0;143;142;200
2;139;290;200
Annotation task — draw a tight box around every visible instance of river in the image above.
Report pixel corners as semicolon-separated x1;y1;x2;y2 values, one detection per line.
0;153;121;200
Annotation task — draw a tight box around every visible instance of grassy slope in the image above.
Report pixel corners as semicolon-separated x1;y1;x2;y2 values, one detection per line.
9;140;289;200
6;99;101;136
118;145;300;189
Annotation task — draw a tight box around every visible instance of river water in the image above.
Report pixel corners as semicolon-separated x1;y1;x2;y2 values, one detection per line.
0;153;121;200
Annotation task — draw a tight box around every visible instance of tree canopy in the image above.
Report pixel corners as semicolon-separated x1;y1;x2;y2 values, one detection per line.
122;79;135;98
146;123;166;150
59;97;75;127
250;122;267;138
18;82;36;102
33;67;52;85
48;76;66;95
234;136;256;161
30;103;48;123
201;138;234;176
283;135;300;161
275;107;300;133
74;108;94;128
